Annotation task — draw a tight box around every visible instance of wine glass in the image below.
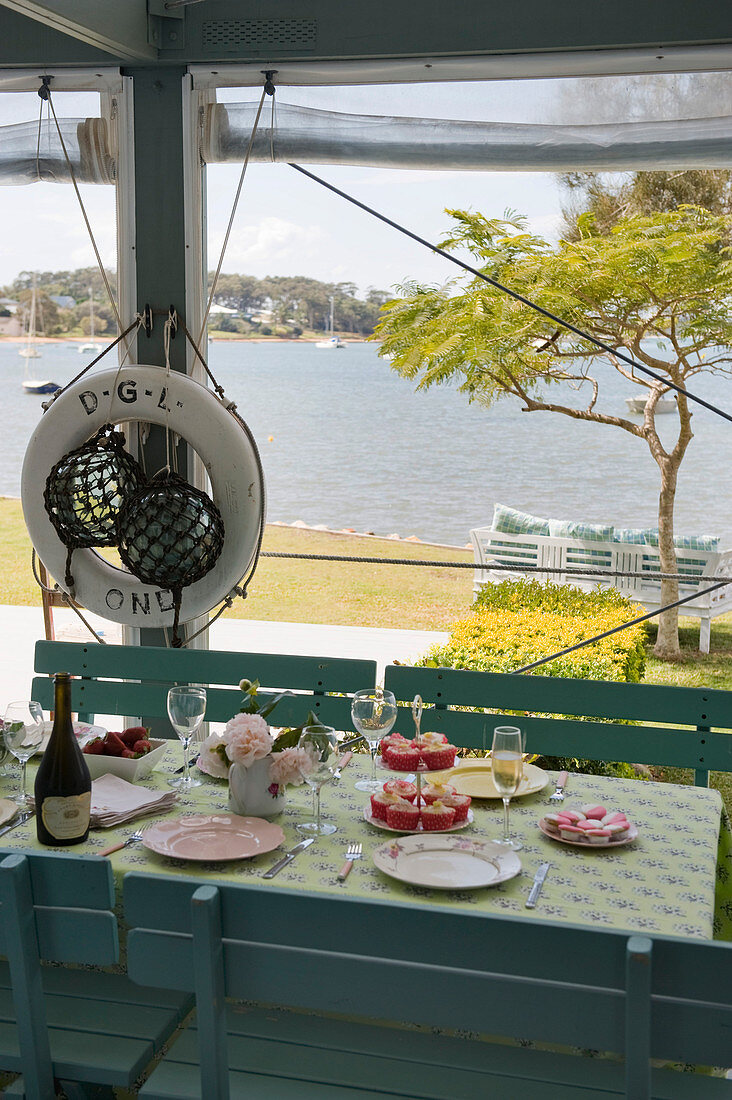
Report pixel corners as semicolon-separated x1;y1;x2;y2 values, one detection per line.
297;725;339;836
167;686;206;789
351;688;397;794
3;701;44;805
491;725;524;851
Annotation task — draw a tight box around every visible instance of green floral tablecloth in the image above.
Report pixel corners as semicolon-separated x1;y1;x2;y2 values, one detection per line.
4;750;731;942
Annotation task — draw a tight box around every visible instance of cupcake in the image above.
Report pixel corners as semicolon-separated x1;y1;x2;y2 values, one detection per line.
420;731;448;746
420;800;456;831
441;793;471;822
383;778;417;802
385;800;420;831
422;781;456;805
379;733;408;759
385;744;421;771
370;791;401;821
420;743;457;771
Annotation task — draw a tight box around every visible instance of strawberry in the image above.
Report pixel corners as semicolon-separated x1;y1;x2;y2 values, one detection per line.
82;737;105;755
121;725;149;746
103;731;126;756
132;739;152;755
121;748;136;758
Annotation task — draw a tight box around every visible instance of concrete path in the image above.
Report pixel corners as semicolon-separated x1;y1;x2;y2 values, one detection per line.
0;604;448;709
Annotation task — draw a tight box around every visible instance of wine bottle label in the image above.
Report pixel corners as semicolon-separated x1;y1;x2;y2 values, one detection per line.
41;792;91;840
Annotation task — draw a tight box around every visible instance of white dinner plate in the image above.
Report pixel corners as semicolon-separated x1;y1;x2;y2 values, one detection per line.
538;818;639;849
141;814;285;862
363;805;473;834
373;834;521;890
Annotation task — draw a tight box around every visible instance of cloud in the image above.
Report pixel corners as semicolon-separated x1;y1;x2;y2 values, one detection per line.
213;217;326;270
526;212;564;241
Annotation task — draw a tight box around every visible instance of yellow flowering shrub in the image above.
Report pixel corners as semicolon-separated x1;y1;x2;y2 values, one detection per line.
419;581;647;778
428;606;646;682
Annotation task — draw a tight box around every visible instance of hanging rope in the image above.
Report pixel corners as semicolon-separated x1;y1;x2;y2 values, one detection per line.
196;79;272;351
39;78;129;353
259;549;730;584
289;163;732;427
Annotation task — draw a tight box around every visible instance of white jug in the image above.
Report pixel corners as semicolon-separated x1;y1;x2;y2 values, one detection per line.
228;757;286;819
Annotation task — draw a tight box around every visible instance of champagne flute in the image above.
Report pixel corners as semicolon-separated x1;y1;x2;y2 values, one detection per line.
491;725;524;851
297;726;338;836
167;686;206;789
3;701;44;805
351;688;397;794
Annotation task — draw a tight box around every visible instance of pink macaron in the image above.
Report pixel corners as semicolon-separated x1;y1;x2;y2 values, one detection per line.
581;804;607;820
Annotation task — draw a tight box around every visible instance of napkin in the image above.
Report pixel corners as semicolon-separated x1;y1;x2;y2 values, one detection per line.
89;774;178;828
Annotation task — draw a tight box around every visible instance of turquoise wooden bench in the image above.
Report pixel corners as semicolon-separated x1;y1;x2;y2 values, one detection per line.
0;848;192;1100
31;641;378;734
384;665;732;787
124;872;732;1100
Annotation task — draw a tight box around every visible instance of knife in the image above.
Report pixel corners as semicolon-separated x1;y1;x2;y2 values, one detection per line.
262;837;314;878
525;862;550;909
0;811;35;838
333;751;353;780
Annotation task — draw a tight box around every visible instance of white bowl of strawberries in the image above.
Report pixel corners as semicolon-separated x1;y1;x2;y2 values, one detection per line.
81;726;168;782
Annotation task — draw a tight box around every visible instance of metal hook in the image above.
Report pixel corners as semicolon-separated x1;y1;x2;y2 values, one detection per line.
167;306;178;338
262;70;278;96
142;304;154;337
38;76;52;101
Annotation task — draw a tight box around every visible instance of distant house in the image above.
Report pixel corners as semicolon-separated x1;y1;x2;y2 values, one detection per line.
0;297;19;314
49;294;76;310
208;303;239;316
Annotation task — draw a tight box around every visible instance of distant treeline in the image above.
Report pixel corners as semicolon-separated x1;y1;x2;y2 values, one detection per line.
0;268;390;337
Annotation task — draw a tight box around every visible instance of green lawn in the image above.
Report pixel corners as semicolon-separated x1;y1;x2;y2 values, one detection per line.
0;497;473;631
3;494;730;808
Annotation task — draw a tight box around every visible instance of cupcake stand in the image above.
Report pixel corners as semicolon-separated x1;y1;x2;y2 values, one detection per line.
364;695;474;834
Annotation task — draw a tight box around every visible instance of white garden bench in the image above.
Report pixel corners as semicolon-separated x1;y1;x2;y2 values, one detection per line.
470;524;732;653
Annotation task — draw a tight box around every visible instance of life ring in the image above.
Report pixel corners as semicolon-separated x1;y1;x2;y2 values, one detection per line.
21;365;265;629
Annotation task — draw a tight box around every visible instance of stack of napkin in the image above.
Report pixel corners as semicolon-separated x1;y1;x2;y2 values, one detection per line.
90;774;178;828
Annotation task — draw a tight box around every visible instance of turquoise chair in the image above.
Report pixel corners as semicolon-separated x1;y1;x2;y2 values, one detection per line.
0;849;191;1099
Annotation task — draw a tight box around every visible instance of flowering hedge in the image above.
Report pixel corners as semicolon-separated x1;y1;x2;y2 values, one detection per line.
419;579;647;778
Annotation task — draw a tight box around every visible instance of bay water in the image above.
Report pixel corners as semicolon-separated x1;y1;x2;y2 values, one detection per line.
2;339;731;548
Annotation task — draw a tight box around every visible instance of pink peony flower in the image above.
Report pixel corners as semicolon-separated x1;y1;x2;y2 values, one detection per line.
269;746;314;787
198;732;231;779
223;712;273;767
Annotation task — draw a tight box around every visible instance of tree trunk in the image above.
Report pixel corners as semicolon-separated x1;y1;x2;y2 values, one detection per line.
654;457;682;659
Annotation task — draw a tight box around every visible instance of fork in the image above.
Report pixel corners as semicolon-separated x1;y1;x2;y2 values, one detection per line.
337;842;362;881
98;829;145;858
549;770;569;803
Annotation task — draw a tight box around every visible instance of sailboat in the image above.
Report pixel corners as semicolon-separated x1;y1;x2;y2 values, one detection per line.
79;287;103;354
21;275;60;395
315;296;346;349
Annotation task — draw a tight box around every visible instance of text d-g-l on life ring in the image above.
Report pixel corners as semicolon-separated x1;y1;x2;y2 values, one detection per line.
21;364;265;629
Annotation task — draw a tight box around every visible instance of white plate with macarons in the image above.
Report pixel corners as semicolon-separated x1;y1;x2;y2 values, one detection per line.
539;803;638;848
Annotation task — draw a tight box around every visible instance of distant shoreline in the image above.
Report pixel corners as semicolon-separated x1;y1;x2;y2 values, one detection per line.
1;335;368;345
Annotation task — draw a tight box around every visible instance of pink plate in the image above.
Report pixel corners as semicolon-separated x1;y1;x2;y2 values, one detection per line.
538;818;638;849
141;814;285;862
363;805;473;834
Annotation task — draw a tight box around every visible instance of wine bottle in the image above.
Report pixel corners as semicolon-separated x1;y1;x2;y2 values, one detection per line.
35;672;91;846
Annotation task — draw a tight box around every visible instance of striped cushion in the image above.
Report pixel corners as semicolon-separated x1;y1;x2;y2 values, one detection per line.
548;518;614;542
644;530;719;552
492;504;550;536
613;528;646;545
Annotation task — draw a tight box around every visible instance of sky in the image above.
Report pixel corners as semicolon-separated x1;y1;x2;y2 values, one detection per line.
0;81;569;297
0;69;725;296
